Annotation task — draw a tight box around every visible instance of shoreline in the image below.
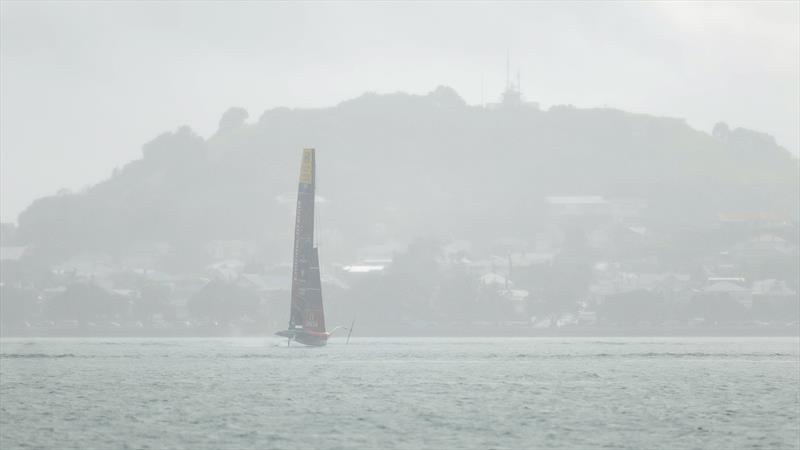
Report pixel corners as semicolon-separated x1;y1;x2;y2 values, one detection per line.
2;325;798;338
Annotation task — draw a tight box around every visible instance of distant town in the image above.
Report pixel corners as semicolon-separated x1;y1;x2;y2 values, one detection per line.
2;193;797;337
2;83;798;337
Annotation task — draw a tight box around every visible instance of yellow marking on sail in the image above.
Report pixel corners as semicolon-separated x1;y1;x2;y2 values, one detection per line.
299;148;314;185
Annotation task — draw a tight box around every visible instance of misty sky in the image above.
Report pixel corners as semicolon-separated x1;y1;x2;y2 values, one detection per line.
1;1;798;223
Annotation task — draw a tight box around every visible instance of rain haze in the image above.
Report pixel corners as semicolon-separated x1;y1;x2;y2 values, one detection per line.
1;2;799;221
1;2;799;450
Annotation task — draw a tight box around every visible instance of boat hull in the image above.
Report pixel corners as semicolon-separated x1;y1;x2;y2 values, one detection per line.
276;329;329;347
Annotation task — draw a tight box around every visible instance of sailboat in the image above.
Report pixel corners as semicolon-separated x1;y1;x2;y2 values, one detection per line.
276;148;329;347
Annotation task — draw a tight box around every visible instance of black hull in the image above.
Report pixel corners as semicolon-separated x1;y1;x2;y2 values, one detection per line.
276;330;328;347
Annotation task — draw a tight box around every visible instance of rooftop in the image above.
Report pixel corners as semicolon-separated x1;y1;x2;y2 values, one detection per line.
0;246;27;261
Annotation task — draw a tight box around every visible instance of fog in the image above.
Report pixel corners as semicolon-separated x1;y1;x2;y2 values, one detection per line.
2;1;798;222
0;2;798;337
2;4;800;450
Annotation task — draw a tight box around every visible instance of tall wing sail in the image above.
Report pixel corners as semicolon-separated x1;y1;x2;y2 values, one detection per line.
289;148;325;333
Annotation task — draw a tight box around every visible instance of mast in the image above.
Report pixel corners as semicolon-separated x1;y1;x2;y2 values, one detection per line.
505;48;510;91
288;148;326;333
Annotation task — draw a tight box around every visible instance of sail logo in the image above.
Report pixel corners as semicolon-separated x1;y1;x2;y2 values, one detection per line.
299;148;314;185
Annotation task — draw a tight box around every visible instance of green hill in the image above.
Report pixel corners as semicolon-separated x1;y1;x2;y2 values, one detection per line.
16;86;799;265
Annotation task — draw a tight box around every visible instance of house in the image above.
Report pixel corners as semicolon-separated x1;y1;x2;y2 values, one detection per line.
441;240;472;263
751;279;799;321
607;197;648;224
500;288;529;315
612;272;692;294
545;196;611;218
577;309;598;325
466;253;554;278
52;252;115;288
727;234;796;262
204;240;256;260
751;279;797;302
355;243;405;262
717;212;793;229
206;259;245;281
480;272;512;287
0;246;26;262
341;262;387;274
236;273;291;293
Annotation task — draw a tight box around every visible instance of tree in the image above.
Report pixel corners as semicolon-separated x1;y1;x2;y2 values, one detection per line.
133;284;172;321
45;283;128;322
217;107;249;134
712;122;730;141
684;294;749;323
537;225;593;315
188;280;259;322
599;289;671;324
0;285;38;327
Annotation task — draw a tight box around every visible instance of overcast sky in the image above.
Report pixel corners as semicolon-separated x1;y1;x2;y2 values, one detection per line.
1;1;798;223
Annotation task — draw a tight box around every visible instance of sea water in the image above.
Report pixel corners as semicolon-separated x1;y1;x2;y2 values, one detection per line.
1;337;798;449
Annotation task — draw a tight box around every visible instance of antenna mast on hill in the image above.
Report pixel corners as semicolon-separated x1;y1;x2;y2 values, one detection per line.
505;49;511;90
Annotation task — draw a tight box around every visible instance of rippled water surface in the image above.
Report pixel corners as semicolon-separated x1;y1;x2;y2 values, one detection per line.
1;337;798;449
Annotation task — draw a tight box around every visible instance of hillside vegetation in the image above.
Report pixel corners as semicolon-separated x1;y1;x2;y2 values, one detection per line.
16;86;799;264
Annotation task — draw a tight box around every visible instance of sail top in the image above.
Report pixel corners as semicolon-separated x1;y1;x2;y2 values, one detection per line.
299;148;315;187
